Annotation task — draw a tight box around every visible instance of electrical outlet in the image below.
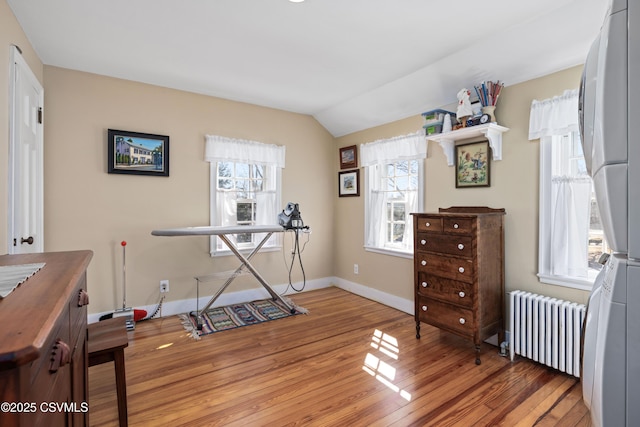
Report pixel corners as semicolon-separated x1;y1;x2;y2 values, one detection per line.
160;280;169;293
354;264;359;274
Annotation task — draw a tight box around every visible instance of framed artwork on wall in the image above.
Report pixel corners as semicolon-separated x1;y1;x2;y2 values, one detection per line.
339;145;358;169
455;140;490;188
107;129;169;177
338;169;360;197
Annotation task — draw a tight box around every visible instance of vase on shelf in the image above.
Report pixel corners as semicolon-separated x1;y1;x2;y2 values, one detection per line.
481;105;496;123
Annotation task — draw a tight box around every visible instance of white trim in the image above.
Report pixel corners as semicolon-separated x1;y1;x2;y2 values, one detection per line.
332;276;414;315
89;277;333;323
364;246;413;259
87;277;415;322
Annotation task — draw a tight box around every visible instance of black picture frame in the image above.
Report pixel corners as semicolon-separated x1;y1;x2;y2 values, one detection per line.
455;140;490;188
107;129;169;177
338;169;360;197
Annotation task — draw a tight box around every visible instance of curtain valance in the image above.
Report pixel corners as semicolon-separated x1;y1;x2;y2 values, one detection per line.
205;135;285;168
528;89;579;140
360;131;426;167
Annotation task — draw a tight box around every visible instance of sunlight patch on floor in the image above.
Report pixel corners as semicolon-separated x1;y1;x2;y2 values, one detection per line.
362;329;412;401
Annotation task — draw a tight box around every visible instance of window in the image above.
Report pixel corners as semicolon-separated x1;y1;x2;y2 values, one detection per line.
206;135;284;256
361;132;426;257
530;90;609;290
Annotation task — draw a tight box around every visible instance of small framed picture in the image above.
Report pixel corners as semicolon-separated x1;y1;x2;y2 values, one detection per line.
107;129;169;177
339;145;358;169
338;169;360;197
455;140;490;188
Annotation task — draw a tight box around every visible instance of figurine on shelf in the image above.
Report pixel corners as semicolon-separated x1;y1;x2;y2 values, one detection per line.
456;88;473;127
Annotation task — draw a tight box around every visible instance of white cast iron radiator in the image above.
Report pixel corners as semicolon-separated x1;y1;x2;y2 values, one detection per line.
509;291;586;377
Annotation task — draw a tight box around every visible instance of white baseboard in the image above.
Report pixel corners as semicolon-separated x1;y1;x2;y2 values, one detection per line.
331;277;414;315
88;277;334;324
88;276;415;323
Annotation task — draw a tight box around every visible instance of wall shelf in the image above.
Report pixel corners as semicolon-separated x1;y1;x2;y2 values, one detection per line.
426;123;509;166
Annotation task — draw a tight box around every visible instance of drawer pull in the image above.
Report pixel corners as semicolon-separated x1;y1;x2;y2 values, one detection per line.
421;260;427;266
78;289;89;307
459;291;465;298
459;318;466;325
422;305;428;312
421;239;427;245
421;282;428;288
453;223;459;229
458;267;465;273
425;222;431;227
50;339;71;373
457;243;464;250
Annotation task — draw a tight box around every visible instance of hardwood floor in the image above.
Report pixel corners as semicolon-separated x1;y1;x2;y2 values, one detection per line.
88;287;592;426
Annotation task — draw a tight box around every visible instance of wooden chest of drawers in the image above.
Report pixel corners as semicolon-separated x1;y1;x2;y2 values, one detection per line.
412;207;505;364
0;251;93;427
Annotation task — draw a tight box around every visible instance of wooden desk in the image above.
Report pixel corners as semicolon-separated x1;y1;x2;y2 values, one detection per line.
0;251;93;427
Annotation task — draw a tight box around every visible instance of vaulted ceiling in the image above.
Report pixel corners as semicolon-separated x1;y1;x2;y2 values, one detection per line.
8;0;608;137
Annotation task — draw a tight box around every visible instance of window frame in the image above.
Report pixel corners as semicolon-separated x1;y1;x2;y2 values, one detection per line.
209;161;282;257
364;158;424;259
538;131;603;291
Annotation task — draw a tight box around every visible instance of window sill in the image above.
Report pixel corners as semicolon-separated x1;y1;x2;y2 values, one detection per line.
364;246;413;259
537;271;599;291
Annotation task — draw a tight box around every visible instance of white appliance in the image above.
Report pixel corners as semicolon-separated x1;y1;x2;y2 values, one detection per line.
579;0;640;426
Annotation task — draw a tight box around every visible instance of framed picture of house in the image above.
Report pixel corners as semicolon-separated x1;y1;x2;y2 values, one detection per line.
338;169;360;197
107;129;169;176
339;145;358;169
455;140;490;188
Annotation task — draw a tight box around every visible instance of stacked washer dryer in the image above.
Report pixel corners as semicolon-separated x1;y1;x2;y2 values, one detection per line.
579;0;640;426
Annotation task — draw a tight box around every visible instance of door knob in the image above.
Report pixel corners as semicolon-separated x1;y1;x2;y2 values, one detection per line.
21;236;34;245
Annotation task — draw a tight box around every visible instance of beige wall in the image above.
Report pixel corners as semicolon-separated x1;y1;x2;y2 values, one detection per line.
0;0;43;255
43;66;335;314
334;66;591;306
3;0;594;316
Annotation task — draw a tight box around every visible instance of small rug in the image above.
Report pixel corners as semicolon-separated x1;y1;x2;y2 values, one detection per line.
179;297;307;340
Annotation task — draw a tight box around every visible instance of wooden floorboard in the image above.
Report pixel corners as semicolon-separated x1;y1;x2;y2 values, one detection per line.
88;287;592;426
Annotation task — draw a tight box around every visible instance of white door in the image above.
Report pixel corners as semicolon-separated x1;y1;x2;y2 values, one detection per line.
8;46;44;254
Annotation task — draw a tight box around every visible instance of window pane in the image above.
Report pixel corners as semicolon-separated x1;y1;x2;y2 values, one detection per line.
396;176;408;191
236;163;249;178
393;204;405;221
236;202;254;222
218;178;233;189
392;224;405;242
218;162;233;177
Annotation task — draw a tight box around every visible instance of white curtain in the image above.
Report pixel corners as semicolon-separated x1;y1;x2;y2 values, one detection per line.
361;131;426;250
550;175;591;277
529;90;590;278
205;135;284;250
528;90;580;140
205;134;285;168
360;131;427;167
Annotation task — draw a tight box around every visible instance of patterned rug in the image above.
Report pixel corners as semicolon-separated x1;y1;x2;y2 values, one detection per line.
179;297;306;340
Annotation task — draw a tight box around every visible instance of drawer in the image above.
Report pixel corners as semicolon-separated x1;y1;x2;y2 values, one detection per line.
29;308;71;403
417;296;474;337
416;232;473;257
416;216;442;233
443;217;474;234
416;273;474;308
415;252;474;283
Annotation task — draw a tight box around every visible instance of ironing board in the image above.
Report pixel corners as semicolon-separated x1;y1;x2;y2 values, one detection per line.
151;225;294;327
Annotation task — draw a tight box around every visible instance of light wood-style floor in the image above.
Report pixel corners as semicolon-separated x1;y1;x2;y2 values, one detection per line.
88;287;592;426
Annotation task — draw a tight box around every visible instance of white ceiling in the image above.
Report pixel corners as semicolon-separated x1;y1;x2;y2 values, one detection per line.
8;0;608;137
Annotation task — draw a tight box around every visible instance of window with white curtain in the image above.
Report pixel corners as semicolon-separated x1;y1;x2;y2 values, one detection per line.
530;90;608;290
205;135;284;256
360;131;426;257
